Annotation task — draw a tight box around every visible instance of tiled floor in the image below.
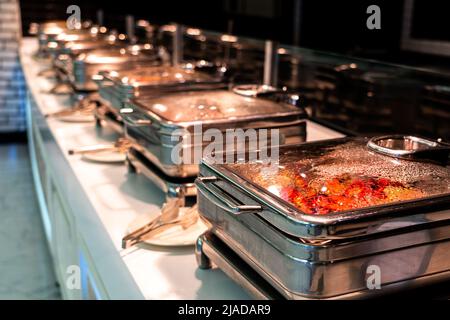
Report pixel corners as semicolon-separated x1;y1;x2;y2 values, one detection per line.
0;143;60;299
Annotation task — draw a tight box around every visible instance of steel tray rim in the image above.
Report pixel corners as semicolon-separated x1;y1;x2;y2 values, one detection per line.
199;137;450;230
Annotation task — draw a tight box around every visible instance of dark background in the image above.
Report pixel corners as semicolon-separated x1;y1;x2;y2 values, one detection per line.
20;0;445;65
20;0;402;50
15;0;450;140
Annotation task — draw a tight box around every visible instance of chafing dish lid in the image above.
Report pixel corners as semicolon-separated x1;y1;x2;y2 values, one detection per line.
38;21;67;35
77;45;159;64
104;66;213;87
134;90;301;123
204;138;450;236
54;26;108;42
62;41;114;53
56;32;96;42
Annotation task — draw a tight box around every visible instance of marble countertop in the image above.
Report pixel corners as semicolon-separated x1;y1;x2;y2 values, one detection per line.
19;37;345;300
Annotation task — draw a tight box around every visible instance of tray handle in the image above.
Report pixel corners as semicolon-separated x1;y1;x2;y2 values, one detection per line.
196;176;262;215
91;74;115;88
120;108;152;127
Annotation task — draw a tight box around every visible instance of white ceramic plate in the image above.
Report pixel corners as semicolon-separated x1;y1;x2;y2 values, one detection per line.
82;150;127;163
126;207;208;247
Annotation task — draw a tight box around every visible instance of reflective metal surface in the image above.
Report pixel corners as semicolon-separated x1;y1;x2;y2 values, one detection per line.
127;148;197;205
368;135;450;165
123;87;307;178
196;178;450;298
94;64;226;131
198;137;450;239
195;136;450;298
197;231;450;300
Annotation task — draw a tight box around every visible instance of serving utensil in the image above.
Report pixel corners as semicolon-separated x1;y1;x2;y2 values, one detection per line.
68;138;131;155
367;135;450;165
38;68;57;78
122;198;181;249
195;137;450;299
48;82;73;95
134;205;199;243
47;106;94;118
45;96;96;118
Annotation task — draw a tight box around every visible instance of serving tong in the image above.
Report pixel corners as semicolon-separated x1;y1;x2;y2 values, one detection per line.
122;201;199;249
48;82;74;95
68;137;131;155
45;94;97;118
367;135;450;165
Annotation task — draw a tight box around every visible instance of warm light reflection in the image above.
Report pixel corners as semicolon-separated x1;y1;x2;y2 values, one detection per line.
162;25;176;33
268;185;282;197
153;104;168;113
221;34;238;43
186;28;201;36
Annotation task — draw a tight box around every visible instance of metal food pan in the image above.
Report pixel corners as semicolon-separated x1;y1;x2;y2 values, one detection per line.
195;180;450;299
197;137;450;239
122;88;307;178
196;231;450;300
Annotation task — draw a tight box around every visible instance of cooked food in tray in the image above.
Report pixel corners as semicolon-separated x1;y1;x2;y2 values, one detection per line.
224;138;450;215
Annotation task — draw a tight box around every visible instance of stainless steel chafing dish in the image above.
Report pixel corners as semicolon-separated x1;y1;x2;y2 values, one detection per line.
71;45;166;91
32;20;67;36
94;63;225;133
46;26;119;57
31;20;98;57
54;34;128;57
52;44;166;94
45;29;131;94
123;86;307;203
195;137;450;299
32;20;67;56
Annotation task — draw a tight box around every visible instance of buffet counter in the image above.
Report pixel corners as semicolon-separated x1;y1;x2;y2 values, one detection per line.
20;37;345;300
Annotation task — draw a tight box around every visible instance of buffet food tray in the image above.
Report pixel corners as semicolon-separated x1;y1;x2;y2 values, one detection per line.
96;64;224;110
95;65;226;133
123;87;308;178
195;137;450;299
196;231;450;300
54;45;165;92
34;20;106;57
198;137;450;238
48;30;126;57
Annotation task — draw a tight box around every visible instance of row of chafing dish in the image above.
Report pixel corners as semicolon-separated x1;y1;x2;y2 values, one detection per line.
36;19;307;203
35;20;450;300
